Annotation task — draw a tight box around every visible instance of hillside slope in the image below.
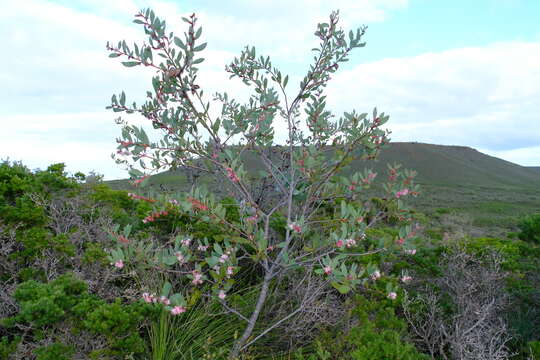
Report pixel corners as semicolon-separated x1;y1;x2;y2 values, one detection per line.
107;142;540;190
359;142;540;189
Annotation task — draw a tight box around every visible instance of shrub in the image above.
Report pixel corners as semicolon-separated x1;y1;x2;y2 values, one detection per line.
34;343;75;360
310;295;427;359
106;7;419;358
3;274;156;359
517;213;540;244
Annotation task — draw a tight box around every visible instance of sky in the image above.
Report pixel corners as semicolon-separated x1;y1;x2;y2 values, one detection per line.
2;0;540;179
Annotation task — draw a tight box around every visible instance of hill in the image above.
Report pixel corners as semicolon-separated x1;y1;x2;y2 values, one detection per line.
106;142;540;237
358;142;540;189
108;142;540;190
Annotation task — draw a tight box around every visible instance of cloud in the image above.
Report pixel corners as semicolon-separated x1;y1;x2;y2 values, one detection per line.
325;41;540;158
3;0;539;180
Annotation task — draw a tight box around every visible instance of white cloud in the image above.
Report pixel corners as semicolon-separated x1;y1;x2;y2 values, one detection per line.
3;0;539;180
479;146;540;167
325;41;540;160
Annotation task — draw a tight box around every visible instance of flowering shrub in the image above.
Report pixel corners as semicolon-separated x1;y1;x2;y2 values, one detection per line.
107;8;419;357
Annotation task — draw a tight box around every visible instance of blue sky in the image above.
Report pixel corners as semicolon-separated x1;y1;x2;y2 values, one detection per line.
2;0;539;179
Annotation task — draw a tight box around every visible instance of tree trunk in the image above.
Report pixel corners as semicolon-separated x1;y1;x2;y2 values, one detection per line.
229;272;272;359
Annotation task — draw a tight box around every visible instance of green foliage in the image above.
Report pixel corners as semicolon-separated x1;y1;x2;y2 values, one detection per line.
82;299;155;357
312;296;427;360
34;342;75;360
148;300;241;360
4;274;156;359
6;274;87;327
518;213;540;244
0;336;20;360
528;341;540;359
89;183;149;226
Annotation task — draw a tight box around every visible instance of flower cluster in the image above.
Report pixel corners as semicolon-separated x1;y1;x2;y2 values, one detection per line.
142;210;169;224
395;188;409;199
288;222;302;234
226;167;240;182
362;172;377;184
127;192;157;203
171;306;187;315
192;270;203;285
187;197;209;211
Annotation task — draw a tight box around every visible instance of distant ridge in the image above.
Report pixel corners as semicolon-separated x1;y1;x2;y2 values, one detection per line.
528;167;540;172
359;142;540;189
107;142;540;191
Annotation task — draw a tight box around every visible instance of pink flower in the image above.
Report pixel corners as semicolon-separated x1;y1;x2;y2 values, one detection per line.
160;296;170;305
181;238;191;247
175;252;185;264
114;259;124;269
363;172;377;184
227;266;234;276
371;270;381;280
168;199;179;205
246;215;258;223
288;222;302;233
197;245;209;251
324;266;332;275
336;239;344;248
142;292;154;303
401;275;413;283
395;188;409;199
226;167;240;182
387;292;397;300
218;290;226;300
219;254;229;263
345;238;357;248
404;249;417;255
213;265;221;272
170;306;186;315
396;237;405;245
192;270;203;285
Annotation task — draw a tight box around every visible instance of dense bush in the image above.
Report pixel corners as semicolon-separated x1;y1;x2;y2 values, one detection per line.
2;273;156;359
297;295;427;360
518;213;540;244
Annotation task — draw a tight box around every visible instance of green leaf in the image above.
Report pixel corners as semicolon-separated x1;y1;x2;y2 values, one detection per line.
174;36;186;50
193;43;207;52
121;61;141;67
169;293;185;306
192;58;204;64
283;75;289;88
108;53;121;58
161;281;172;297
331;282;351;294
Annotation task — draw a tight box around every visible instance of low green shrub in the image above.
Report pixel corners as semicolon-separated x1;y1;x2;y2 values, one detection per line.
3;274;156;359
309;295;427;359
0;336;20;360
34;343;74;360
518;213;540;244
